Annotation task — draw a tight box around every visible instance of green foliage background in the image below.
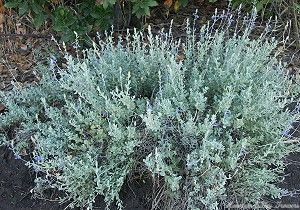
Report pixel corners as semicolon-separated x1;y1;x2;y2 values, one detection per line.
4;0;158;42
4;0;300;45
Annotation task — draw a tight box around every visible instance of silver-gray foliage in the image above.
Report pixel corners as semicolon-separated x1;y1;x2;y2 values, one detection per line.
1;12;299;210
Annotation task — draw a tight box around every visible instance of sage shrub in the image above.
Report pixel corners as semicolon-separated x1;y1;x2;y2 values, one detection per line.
1;13;299;210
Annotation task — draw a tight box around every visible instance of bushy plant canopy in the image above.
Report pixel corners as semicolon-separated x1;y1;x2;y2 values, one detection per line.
1;12;300;209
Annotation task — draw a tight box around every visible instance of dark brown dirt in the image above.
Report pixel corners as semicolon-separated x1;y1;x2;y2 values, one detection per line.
278;153;300;209
0;146;67;210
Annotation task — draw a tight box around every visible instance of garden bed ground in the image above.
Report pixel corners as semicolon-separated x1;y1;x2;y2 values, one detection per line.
1;0;300;209
0;144;153;210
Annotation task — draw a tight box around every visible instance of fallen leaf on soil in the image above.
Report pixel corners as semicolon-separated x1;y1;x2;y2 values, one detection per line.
0;13;4;24
174;0;180;12
16;23;26;34
10;53;34;71
0;0;5;32
0;0;4;13
164;0;173;8
0;13;4;32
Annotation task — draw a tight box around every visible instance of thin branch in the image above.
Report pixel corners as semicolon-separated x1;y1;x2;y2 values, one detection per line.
0;33;55;39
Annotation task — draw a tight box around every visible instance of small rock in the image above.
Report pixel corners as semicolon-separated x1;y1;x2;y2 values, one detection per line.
0;103;5;112
20;44;28;51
